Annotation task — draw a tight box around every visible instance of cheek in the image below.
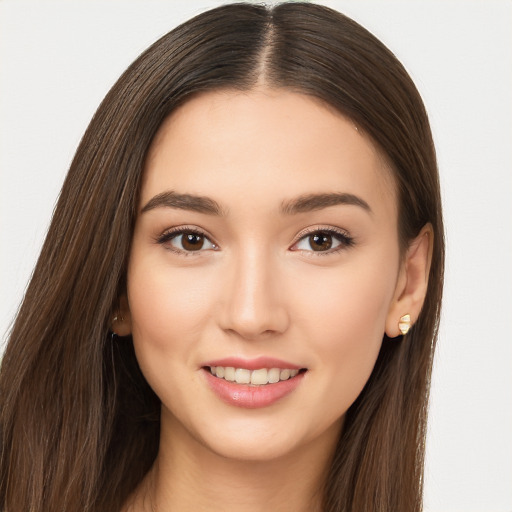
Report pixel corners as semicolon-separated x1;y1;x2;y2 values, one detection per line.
294;256;398;406
297;254;396;336
126;257;216;370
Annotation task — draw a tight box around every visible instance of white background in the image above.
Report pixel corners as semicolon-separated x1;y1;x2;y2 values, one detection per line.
1;1;511;511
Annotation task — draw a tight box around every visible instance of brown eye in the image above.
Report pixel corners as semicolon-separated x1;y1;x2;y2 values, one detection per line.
292;229;354;253
181;232;205;251
158;229;217;253
309;232;332;251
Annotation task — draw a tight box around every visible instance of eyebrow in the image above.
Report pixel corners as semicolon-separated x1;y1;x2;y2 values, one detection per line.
141;190;371;217
141;191;225;216
280;192;372;215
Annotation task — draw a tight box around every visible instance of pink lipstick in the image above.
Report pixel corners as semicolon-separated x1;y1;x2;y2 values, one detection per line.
201;357;306;409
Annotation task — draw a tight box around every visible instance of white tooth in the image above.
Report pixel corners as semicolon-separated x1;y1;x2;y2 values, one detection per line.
268;368;280;383
210;366;216;375
224;367;235;381
251;368;269;385
235;368;251;384
215;366;225;378
290;369;299;377
280;369;291;381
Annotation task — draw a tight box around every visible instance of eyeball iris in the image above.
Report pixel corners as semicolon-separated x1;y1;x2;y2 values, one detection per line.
309;232;332;251
182;233;204;251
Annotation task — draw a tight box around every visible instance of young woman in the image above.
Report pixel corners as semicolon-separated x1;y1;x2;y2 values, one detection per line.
0;2;444;511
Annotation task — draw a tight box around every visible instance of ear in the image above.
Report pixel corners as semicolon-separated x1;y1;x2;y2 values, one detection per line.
385;224;433;338
111;294;132;336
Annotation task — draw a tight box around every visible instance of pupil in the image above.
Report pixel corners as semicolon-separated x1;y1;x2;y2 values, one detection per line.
310;233;332;251
183;233;204;251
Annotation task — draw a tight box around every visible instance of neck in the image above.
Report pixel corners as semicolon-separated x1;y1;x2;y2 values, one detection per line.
125;411;340;512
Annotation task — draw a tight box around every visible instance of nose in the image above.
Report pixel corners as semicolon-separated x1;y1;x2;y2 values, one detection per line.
218;246;289;340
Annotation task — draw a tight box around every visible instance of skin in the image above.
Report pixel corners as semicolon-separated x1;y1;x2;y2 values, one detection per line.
117;88;432;512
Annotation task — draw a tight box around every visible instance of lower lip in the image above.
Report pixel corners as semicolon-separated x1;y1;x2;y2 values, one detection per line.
203;369;305;409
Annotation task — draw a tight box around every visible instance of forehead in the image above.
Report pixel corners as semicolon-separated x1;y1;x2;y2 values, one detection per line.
142;88;396;219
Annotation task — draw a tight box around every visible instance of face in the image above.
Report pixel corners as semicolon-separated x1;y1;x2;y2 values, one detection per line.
124;88;402;462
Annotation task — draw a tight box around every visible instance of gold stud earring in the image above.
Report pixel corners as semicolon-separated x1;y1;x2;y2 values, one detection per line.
112;313;123;324
398;314;411;335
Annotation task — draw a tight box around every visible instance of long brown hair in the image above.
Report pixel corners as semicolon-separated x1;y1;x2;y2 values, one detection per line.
0;3;444;511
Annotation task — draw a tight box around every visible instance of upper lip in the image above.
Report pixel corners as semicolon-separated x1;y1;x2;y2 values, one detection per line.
202;356;303;371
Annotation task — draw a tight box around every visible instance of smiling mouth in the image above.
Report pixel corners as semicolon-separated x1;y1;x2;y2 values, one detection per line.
206;366;306;386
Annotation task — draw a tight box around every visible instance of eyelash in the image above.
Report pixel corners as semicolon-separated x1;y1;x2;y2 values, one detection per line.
291;226;355;256
155;226;218;256
155;225;355;256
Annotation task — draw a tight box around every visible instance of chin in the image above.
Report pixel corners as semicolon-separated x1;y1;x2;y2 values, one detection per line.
200;429;305;463
186;412;343;465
